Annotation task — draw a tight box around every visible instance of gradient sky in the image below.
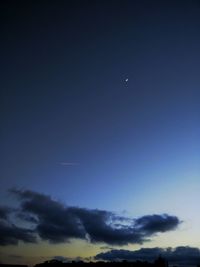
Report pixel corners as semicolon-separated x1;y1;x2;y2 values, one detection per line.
1;0;200;266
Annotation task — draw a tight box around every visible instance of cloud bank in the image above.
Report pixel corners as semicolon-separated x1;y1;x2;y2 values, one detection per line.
0;189;181;246
95;247;200;266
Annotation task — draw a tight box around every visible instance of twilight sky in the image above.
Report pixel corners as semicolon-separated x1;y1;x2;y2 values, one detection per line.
1;0;200;266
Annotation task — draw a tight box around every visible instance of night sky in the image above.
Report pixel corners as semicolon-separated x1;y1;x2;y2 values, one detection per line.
1;1;200;266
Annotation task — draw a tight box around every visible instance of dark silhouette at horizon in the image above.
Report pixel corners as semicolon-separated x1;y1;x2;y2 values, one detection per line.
1;255;200;267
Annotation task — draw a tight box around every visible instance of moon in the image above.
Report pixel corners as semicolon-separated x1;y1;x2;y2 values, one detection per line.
125;78;128;83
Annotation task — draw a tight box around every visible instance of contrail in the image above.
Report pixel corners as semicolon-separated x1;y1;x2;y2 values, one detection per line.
58;162;80;166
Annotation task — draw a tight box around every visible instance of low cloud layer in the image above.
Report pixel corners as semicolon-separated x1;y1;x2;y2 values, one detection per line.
95;247;200;266
0;189;181;246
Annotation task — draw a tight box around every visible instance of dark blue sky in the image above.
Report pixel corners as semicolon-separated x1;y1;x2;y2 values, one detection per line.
0;1;200;264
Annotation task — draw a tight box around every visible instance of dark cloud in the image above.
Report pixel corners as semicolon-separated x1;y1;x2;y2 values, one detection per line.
134;214;180;235
16;212;39;224
11;189;85;243
95;247;200;266
0;206;12;220
0;220;36;245
52;256;84;263
0;204;36;246
95;248;162;261
168;246;200;266
0;189;181;246
68;207;143;245
53;256;71;262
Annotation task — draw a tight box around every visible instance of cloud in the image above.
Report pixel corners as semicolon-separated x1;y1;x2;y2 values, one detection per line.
0;220;36;245
95;247;200;266
0;204;37;246
0;189;181;246
0;206;13;220
95;248;162;261
16;212;39;224
52;256;84;263
11;189;85;243
134;214;180;234
52;256;71;262
68;207;143;245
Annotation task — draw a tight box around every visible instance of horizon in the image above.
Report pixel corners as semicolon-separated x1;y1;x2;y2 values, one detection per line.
0;252;199;267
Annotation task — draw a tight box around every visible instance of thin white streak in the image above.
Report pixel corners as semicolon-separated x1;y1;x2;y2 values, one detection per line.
58;162;80;166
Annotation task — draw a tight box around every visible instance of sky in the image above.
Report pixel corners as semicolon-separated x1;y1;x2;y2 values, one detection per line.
0;0;200;266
